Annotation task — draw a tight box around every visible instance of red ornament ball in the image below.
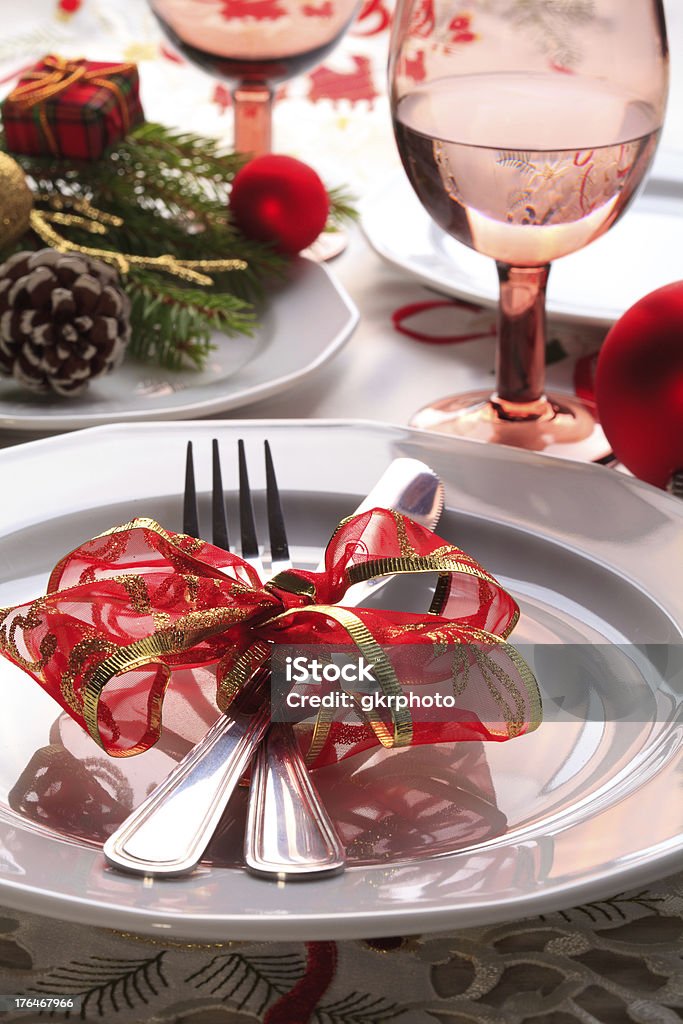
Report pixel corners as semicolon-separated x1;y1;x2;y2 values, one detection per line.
595;281;683;488
230;154;330;256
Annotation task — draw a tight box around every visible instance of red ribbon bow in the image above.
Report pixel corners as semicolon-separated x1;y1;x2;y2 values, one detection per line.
0;510;540;767
5;54;135;156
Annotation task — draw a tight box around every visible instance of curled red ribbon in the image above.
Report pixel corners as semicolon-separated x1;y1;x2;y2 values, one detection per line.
392;299;496;345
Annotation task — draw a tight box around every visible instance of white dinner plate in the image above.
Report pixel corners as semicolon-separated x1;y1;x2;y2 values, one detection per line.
361;151;683;327
0;260;358;431
0;420;680;940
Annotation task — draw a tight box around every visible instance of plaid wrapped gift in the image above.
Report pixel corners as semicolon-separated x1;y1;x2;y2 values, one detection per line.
2;55;144;160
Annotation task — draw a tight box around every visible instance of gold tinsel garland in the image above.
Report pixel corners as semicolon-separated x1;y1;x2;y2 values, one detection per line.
0;151;247;285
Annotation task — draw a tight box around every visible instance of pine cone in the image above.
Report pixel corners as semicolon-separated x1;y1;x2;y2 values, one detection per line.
0;249;131;397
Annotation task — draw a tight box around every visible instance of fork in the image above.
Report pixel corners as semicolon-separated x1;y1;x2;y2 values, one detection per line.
104;447;444;878
103;439;344;878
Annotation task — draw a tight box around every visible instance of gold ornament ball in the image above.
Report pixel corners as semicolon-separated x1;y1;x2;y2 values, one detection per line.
0;153;33;248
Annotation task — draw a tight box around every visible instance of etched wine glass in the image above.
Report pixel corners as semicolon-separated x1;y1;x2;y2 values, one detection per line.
390;1;669;458
149;0;362;157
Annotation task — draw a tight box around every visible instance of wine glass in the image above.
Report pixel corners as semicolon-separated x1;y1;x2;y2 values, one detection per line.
390;1;669;458
149;0;362;158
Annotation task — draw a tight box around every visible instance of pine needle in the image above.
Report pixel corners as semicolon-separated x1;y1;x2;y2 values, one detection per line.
327;185;359;228
125;269;256;370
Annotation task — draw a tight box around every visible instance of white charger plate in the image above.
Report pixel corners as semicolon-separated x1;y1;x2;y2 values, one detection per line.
0;420;680;941
361;151;683;327
0;260;358;431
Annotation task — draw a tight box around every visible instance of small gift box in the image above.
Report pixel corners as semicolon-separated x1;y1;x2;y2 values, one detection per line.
1;54;144;160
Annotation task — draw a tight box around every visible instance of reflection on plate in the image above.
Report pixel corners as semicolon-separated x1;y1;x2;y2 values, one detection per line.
0;260;358;431
361;153;683;326
0;420;680;940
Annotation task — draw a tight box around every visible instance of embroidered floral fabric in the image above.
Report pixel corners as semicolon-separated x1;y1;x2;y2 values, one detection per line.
0;873;681;1023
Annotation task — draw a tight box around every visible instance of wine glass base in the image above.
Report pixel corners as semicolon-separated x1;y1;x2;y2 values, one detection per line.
410;391;611;462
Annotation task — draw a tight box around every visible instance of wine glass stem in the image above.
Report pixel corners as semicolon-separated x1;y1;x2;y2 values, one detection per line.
494;262;551;419
232;83;274;158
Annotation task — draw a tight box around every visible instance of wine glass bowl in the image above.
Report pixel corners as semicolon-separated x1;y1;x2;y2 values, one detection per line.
390;1;669;458
150;0;361;156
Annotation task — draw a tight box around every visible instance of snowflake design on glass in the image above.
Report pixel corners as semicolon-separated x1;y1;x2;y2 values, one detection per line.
500;145;638;227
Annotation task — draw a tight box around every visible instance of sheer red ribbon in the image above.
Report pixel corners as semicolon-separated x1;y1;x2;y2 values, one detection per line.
0;510;541;766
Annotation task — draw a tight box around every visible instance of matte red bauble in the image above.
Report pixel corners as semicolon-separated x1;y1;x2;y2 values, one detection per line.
230;154;330;256
595;281;683;488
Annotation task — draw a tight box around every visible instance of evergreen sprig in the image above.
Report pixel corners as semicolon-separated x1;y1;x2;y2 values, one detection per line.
0;123;355;369
126;268;257;369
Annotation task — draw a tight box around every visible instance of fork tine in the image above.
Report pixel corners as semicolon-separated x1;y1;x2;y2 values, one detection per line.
264;440;290;566
211;439;230;551
238;439;259;560
183;441;199;537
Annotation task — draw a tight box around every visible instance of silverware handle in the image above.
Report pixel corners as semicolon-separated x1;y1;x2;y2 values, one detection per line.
245;722;344;879
314;457;442;604
242;465;439;881
104;689;270;877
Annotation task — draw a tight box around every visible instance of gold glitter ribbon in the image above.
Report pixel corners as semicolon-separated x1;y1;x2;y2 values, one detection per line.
29;209;248;285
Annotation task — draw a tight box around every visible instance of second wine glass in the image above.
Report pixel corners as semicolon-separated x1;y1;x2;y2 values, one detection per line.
150;0;362;157
390;1;669;459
